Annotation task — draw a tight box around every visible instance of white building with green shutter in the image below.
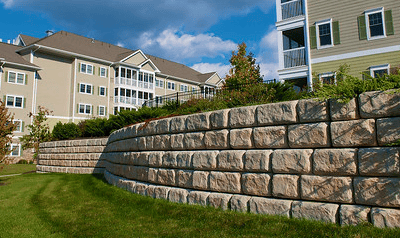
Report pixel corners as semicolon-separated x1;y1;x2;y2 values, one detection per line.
276;0;399;89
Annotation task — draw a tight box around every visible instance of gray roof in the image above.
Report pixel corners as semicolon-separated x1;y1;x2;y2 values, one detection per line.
19;34;40;46
0;42;39;69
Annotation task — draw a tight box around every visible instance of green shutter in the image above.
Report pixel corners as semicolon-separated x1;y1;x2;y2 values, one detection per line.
97;86;100;95
21;121;25;132
25;74;28;85
4;71;8;82
97;106;99;115
309;26;317;49
78;83;80;93
98;67;100;76
332;21;341;45
3;95;6;102
93;66;95;75
105;88;108;96
79;63;81;72
105;107;108;115
358;15;367;40
385;10;394;36
23;98;26;108
106;69;109;77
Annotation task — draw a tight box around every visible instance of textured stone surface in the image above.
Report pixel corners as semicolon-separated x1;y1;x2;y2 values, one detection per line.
134;182;148;196
138;137;146;151
354;177;400;207
176;152;193;169
157;169;176;186
154;186;170;200
340;205;371;226
230;128;253;149
170;134;185;150
186;112;210;131
210;109;229;129
241;173;271;196
192;151;218;170
257;101;297;126
145;136;154;151
217;150;245;171
230;195;251;213
243;150;272;172
288;123;330;148
162;152;178;168
188;191;210;206
148;152;163;167
272;174;299;199
229;106;257;128
331;119;377;147
153;135;171;150
148;168;158;183
177;170;193;188
301;176;353;203
184;132;205;150
146;185;156;198
170;116;187;133
297;99;328;122
271;149;312;174
156;118;170;135
168;188;189;203
207;193;232;210
253;126;287;148
371;207;400;228
359;90;400;118
377;117;400;145
358;147;400;176
330;98;359;121
209;172;241;193
313;149;357;175
291;201;339;223
192;171;209;190
249;197;292;217
204;130;229;149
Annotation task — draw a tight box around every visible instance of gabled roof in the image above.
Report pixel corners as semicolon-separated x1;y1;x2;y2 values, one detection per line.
0;42;40;69
19;34;40;46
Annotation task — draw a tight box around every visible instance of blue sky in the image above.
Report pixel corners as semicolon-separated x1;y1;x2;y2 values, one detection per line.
0;0;278;79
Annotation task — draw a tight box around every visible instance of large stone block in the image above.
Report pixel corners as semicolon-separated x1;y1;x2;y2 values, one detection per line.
288;123;330;148
207;193;232;210
330;98;359;121
243;150;272;172
230;128;253;149
371;207;400;228
253;126;288;148
209;171;241;193
192;171;209;190
146;185;156;198
137;152;150;166
134;166;149;181
313;149;357;175
204;130;230;149
377;117;400;145
148;168;158;183
331;119;377;147
210;109;229;129
241;173;271;196
177;170;193;188
186;112;210;131
229;106;257;128
188;191;210;206
184;132;205;150
145;136;154;151
168;188;189;204
271;149;312;174
162;152;178;168
249;197;292;217
256;101;297;126
134;182;148;196
170;134;185;150
340;205;370;226
230;195;251;213
157;169;176;186
154;186;170;200
354;177;400;208
176;152;193;169
358;147;399;176
156;118;170;135
297;99;328;123
170;116;187;133
216;150;245;171
291;201;339;223
301;175;353;203
138;137;146;151
192;151;218;170
272;174;299;199
148;152;163;167
153;135;171;150
359;90;400;118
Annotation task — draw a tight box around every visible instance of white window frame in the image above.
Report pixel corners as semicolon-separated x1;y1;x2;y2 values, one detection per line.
78;103;92;115
9;144;21;157
180;84;188;92
6;95;24;108
8;71;25;85
100;67;107;78
79;83;93;95
98;105;106;116
156;79;164;88
370;64;390;78
319;72;336;85
99;86;106;97
167;82;175;91
316;19;334;49
80;63;94;75
13;119;23;132
365;7;386;41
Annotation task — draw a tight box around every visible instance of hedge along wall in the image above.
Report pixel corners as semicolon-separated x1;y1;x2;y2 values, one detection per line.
37;90;400;228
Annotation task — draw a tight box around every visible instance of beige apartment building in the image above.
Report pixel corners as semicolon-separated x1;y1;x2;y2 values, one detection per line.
276;0;399;89
1;31;222;158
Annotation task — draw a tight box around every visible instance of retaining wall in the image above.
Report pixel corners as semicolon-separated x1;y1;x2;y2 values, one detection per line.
38;90;400;228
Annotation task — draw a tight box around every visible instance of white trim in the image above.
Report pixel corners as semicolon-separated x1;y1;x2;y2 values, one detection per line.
120;49;148;63
5;95;24;108
72;59;77;122
99;86;107;96
365;7;386;41
13;119;23;133
156;73;201;86
304;0;312;89
155;78;164;88
138;59;161;73
369;64;390;77
312;45;400;64
78;103;93;115
278;65;309;80
0;61;41;70
79;83;93;95
100;67;107;78
9;144;21;157
167;81;176;91
7;71;26;85
316;19;334;49
80;63;94;75
98;105;106;116
319;72;336;84
180;84;188;92
276;17;305;31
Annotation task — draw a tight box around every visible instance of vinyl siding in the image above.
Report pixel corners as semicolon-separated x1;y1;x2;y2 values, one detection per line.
123;53;147;65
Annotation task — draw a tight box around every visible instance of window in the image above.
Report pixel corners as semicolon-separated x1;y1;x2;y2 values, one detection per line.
8;71;25;85
80;63;94;74
99;86;106;96
78;103;92;115
100;67;107;77
359;8;394;41
156;78;164;88
6;95;24;108
319;72;336;85
180;84;188;92
98;106;106;116
167;82;175;90
13;119;23;132
79;83;93;94
370;64;390;78
9;144;21;157
316;19;333;48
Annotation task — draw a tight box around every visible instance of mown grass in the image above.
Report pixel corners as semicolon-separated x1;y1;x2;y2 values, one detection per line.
0;164;36;176
1;173;399;237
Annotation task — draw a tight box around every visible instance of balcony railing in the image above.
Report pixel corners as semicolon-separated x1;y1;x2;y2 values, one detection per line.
283;47;306;68
281;0;304;20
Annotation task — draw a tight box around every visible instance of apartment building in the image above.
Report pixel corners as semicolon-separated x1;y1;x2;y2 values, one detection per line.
276;0;399;89
0;31;222;158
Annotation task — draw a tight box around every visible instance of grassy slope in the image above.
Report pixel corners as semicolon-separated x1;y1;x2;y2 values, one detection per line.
0;164;36;176
0;173;399;238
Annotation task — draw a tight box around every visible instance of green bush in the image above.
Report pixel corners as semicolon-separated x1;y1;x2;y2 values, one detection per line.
52;122;82;140
17;159;28;164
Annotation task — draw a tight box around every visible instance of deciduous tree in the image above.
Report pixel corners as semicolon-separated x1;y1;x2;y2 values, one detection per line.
0;100;17;164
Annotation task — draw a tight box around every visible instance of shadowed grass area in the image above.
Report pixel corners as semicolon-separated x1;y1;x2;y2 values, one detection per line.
0;164;36;176
0;173;399;237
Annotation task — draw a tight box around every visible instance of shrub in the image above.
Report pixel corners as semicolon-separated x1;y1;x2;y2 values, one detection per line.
17;159;28;164
52;122;82;140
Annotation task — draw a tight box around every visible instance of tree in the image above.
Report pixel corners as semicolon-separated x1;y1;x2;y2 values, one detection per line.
224;42;263;90
20;106;52;161
0;100;17;164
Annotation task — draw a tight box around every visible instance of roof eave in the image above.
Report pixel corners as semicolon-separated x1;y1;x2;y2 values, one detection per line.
156;72;202;85
0;60;41;70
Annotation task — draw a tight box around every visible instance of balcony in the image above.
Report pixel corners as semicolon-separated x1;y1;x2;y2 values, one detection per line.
283;47;306;68
281;0;304;21
282;27;306;69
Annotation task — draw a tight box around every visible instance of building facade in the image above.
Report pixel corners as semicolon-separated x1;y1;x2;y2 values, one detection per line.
276;0;400;89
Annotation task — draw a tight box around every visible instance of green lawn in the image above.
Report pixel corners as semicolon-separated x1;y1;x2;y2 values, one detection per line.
0;173;399;237
0;164;36;176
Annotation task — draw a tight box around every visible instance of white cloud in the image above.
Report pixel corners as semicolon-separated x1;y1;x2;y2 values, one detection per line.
1;0;13;8
257;27;279;80
260;28;278;50
191;62;231;78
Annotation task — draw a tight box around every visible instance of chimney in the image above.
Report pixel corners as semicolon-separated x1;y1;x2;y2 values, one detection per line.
7;40;11;44
46;30;54;36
